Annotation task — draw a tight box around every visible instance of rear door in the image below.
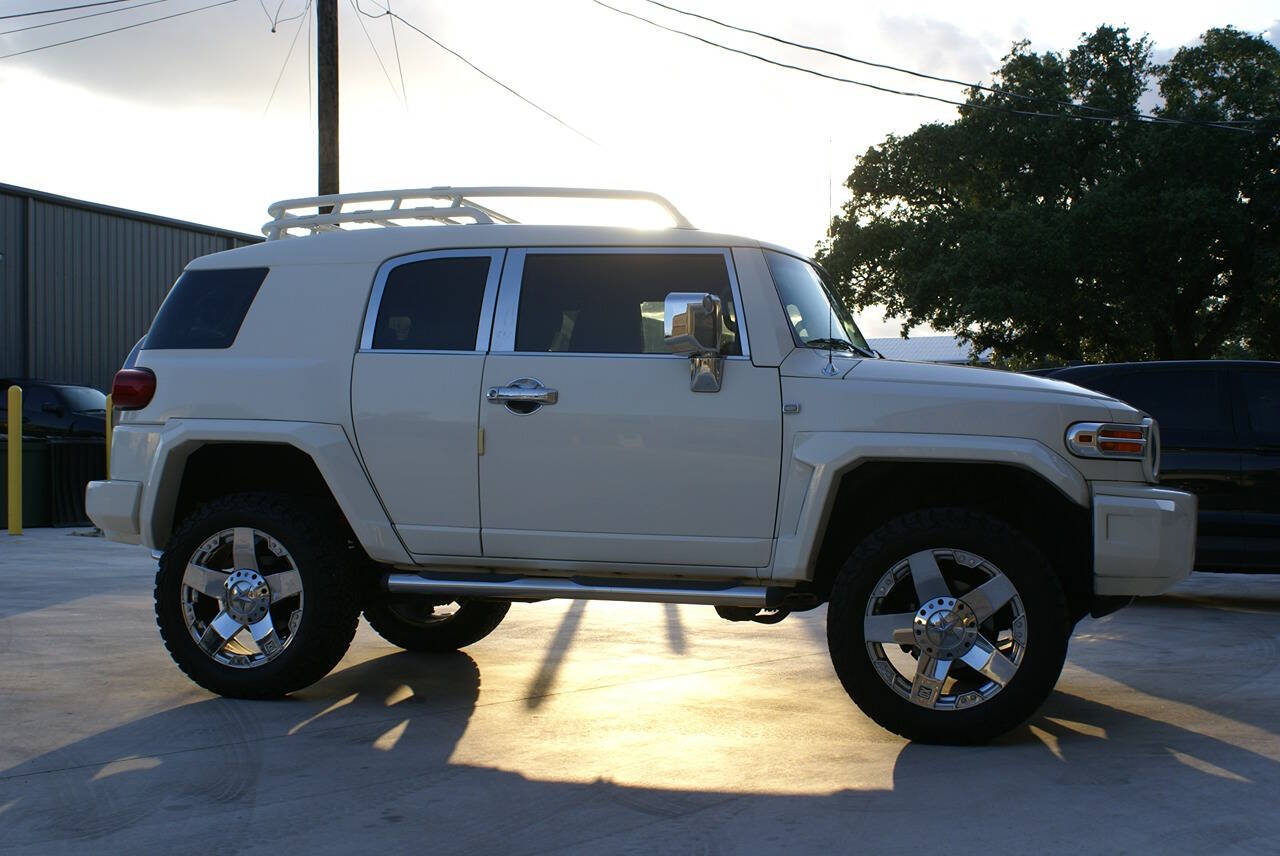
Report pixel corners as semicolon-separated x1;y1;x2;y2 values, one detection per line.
1082;367;1241;568
1231;367;1280;569
351;249;503;557
477;248;782;571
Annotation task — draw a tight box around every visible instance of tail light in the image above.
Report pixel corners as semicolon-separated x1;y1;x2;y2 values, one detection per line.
111;368;156;410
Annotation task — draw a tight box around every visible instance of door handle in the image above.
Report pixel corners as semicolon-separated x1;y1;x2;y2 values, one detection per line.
486;377;558;412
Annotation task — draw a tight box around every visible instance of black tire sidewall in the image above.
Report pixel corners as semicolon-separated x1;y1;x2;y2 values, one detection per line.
827;508;1070;744
363;596;510;652
155;493;361;698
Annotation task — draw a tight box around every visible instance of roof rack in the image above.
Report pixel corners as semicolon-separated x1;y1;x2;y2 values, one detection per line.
262;186;695;239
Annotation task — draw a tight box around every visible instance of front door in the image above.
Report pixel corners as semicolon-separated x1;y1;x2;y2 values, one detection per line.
478;248;782;571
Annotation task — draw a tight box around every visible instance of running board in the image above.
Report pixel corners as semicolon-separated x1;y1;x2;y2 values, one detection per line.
383;573;770;607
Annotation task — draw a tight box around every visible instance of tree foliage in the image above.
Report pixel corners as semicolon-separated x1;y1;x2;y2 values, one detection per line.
817;26;1280;366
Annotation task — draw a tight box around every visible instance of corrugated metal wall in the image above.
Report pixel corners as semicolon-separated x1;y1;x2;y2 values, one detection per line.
0;184;260;391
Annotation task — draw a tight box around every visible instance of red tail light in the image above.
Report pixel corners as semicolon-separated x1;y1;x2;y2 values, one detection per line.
111;368;156;410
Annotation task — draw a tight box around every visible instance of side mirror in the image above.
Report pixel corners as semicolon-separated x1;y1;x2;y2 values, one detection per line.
41;402;64;417
663;292;724;393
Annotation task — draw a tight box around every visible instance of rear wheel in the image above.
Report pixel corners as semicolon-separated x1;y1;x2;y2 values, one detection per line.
363;594;509;652
155;492;361;698
827;508;1070;744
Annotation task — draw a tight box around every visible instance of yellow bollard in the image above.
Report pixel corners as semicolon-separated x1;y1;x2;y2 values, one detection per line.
105;393;113;480
6;385;20;535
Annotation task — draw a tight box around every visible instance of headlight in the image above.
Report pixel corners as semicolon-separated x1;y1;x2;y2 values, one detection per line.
1065;418;1159;483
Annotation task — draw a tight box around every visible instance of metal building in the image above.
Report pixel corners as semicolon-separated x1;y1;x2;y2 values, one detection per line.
0;183;260;391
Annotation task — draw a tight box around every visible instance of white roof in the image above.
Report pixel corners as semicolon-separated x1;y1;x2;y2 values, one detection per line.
868;335;992;364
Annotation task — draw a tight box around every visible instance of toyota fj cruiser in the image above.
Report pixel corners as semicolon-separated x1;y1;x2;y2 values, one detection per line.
86;187;1196;744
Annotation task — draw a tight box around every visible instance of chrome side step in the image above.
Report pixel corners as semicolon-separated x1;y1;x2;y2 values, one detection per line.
383;573;770;607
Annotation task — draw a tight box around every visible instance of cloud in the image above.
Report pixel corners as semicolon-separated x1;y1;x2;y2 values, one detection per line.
874;16;1000;86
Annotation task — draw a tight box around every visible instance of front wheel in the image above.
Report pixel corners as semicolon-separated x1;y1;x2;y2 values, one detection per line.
827;508;1070;744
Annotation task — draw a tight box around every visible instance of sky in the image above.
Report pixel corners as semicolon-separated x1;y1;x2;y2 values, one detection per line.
1;0;1277;337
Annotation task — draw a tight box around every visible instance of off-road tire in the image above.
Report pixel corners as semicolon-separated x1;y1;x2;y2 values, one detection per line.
155;492;362;698
827;507;1071;744
363;596;510;652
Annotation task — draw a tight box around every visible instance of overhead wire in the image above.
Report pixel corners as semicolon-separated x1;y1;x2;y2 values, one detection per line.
0;0;170;37
355;3;597;144
385;0;406;106
0;0;238;60
591;0;1264;133
346;0;401;103
0;0;133;21
639;0;1272;129
262;0;308;113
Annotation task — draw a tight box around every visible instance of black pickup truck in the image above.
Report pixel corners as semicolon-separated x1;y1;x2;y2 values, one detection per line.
1035;361;1279;573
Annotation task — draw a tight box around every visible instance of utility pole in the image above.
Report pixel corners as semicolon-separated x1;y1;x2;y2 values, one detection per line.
317;0;339;208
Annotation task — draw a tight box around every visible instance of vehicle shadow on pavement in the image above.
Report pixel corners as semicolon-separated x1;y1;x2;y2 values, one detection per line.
1;650;1276;854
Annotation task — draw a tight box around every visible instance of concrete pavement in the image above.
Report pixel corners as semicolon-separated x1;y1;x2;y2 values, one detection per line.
0;528;1277;854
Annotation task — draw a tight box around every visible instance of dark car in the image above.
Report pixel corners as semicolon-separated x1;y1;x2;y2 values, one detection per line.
1036;360;1280;572
0;379;107;439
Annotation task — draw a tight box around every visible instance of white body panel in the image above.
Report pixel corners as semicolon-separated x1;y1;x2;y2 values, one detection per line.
82;215;1195;603
351;353;486;555
478;353;781;571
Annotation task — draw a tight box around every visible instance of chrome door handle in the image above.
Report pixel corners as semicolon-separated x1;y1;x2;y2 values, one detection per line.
486;377;558;412
487;386;558;404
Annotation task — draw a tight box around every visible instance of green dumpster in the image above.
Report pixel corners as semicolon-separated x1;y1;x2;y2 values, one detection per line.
0;438;52;529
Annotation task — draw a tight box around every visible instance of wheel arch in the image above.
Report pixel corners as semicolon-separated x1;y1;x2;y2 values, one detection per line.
771;433;1093;612
140;419;411;565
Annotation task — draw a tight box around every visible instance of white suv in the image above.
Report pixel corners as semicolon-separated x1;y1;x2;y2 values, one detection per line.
86;187;1196;743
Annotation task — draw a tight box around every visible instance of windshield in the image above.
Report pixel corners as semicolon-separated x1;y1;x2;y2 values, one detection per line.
57;386;107;412
763;250;873;357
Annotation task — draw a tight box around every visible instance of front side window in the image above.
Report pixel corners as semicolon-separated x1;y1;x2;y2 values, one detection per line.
514;253;742;355
371;256;492;351
764;250;871;356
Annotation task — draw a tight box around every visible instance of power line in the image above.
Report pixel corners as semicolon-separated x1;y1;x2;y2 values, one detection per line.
0;0;169;36
346;0;400;103
0;0;238;60
263;0;308;113
636;0;1110;118
385;0;406;106
592;0;1263;133
356;4;597;144
639;0;1271;129
0;0;132;21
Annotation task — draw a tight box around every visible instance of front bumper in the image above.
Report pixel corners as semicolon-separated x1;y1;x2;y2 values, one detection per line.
85;479;143;545
1091;481;1197;597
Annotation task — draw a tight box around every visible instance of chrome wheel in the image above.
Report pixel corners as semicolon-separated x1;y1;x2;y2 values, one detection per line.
180;526;305;668
863;548;1026;710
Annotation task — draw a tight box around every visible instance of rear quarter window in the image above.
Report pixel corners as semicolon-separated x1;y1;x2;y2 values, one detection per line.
144;267;268;350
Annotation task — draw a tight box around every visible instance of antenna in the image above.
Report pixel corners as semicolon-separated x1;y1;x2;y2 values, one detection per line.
821;299;838;376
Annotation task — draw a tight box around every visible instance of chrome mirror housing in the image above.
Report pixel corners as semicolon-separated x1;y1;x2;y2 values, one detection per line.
664;292;724;392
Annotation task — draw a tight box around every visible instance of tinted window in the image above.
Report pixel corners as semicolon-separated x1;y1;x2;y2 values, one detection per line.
372;256;491;351
1240;372;1280;437
22;385;58;414
57;386;107;412
1084;370;1231;445
764;251;871;355
145;267;268;350
515;253;741;355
